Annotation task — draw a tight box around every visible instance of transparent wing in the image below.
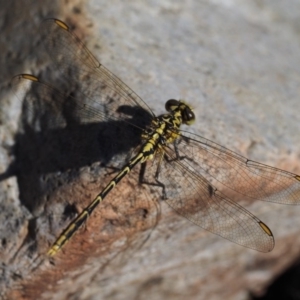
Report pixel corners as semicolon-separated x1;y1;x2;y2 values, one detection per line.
11;19;155;133
175;130;300;205
37;18;154;123
143;146;274;252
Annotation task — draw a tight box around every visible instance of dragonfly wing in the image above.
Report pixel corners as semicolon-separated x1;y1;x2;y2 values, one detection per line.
11;19;153;131
145;146;274;252
176;130;300;205
38;18;154;122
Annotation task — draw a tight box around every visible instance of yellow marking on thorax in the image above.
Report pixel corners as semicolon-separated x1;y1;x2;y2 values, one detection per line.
142;112;183;162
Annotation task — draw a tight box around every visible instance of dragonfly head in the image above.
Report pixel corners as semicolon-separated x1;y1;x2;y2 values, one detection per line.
165;99;195;125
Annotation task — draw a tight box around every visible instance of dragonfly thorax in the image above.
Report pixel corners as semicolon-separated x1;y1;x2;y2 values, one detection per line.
140;101;194;162
141;100;195;151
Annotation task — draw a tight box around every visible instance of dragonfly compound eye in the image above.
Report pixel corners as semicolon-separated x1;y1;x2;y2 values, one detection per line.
182;106;195;125
165;99;180;112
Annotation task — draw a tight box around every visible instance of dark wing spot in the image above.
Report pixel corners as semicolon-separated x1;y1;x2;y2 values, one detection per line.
208;184;214;197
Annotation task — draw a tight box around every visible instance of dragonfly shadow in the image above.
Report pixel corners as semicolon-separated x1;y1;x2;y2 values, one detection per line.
1;104;152;214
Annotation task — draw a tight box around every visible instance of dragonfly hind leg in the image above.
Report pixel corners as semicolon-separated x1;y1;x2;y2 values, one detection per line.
138;161;169;200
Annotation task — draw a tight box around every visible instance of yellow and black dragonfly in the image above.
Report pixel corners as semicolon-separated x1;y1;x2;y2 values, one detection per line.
12;19;300;256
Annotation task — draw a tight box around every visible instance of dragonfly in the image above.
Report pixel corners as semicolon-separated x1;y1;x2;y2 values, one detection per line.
12;19;300;256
